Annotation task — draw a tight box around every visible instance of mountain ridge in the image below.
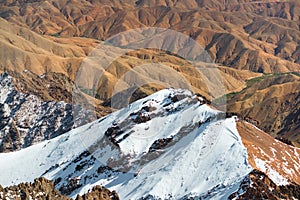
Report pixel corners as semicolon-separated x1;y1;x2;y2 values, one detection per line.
0;88;298;199
0;72;96;152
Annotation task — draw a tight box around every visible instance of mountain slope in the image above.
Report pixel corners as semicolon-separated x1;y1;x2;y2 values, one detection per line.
0;88;252;199
77;47;261;104
226;73;300;146
0;17;263;103
0;72;95;152
237;121;300;185
0;17;99;76
0;0;298;198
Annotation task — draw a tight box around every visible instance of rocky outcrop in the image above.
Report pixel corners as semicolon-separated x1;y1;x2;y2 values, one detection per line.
0;177;119;200
75;185;119;200
0;177;70;200
229;169;300;200
9;70;112;118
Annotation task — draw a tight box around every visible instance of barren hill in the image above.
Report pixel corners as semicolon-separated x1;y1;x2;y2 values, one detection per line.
226;73;300;146
0;17;263;103
0;0;299;73
0;17;99;76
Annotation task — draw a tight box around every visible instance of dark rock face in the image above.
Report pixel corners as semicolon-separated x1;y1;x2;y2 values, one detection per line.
10;71;77;104
275;136;294;146
149;137;173;152
0;72;95;152
229;169;300;200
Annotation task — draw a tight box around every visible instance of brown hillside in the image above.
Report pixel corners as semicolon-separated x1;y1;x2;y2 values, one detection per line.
227;73;300;146
0;17;98;76
79;48;260;103
0;17;261;104
237;121;300;185
0;0;299;73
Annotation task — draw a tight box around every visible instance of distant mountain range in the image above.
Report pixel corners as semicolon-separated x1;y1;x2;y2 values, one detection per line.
1;0;299;73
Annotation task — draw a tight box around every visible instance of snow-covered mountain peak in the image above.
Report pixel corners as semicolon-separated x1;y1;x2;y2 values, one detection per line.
0;87;252;199
91;88;221;167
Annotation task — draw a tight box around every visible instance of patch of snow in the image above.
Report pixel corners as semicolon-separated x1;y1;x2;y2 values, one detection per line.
270;147;276;157
40;74;46;79
254;158;289;185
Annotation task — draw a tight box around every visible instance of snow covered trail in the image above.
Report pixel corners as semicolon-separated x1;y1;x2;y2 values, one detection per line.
0;88;252;199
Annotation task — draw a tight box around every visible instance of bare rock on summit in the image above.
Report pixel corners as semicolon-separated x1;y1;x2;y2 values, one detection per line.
229;169;300;200
0;177;70;200
75;185;119;200
0;177;119;200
